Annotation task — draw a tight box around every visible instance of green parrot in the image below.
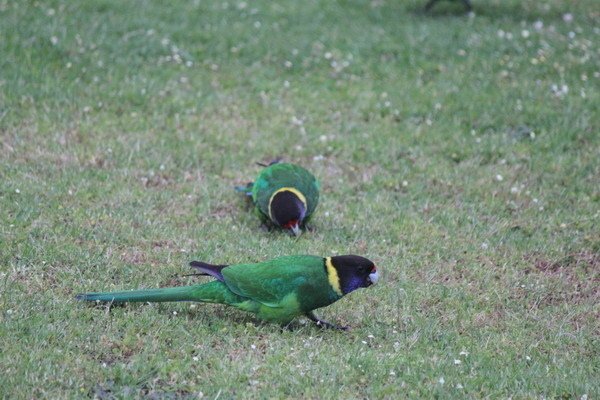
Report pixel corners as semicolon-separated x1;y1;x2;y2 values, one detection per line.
236;161;319;236
76;255;379;330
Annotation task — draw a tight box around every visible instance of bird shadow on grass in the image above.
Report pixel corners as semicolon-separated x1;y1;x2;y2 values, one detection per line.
410;2;572;22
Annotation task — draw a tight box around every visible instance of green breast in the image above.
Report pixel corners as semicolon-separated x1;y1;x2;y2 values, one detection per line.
222;255;341;321
251;163;320;219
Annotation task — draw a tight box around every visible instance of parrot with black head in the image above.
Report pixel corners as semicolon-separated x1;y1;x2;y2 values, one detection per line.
236;161;319;236
76;255;379;330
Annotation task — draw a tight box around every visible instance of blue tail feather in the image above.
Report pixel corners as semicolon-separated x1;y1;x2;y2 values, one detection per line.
235;181;253;196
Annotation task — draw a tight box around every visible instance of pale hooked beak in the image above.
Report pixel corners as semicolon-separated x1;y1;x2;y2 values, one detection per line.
368;269;380;285
290;223;301;237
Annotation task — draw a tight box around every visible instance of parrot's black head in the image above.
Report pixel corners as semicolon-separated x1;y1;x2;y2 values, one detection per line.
328;255;379;295
269;189;307;236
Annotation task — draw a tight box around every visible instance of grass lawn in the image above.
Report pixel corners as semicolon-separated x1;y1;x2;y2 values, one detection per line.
1;0;598;398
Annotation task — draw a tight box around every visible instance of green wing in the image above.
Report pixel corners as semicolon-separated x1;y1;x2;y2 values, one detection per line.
221;255;324;307
251;163;320;219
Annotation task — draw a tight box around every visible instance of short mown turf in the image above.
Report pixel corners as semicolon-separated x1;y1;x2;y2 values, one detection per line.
1;0;598;398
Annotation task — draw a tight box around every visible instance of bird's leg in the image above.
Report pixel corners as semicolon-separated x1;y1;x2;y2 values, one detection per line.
260;222;273;232
305;312;349;331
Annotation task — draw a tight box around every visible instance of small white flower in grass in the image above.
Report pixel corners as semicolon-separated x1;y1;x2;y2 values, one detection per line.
319;135;327;142
560;223;567;229
193;356;199;361
50;36;59;45
495;174;503;182
361;340;368;344
389;370;396;376
324;52;332;60
481;243;489;250
456;383;464;389
283;80;290;88
521;30;530;38
47;8;56;16
6;309;12;315
190;304;197;309
313;155;324;161
459;350;469;356
102;362;107;368
534;21;544;30
254;21;261;28
284;60;292;68
15;189;20;194
562;13;573;23
438;377;445;385
83;106;91;113
173;311;177;316
367;334;375;339
324;211;330;217
402;180;408;187
497;30;505;38
525;355;531;361
454;359;461;365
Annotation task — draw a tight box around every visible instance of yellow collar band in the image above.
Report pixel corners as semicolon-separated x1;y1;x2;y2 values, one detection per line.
325;257;343;296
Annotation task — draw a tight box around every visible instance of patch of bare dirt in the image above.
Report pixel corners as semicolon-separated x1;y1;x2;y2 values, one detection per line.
120;248;147;265
523;251;600;307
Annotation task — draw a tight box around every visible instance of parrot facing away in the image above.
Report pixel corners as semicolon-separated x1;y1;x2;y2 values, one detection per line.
236;161;319;236
76;255;379;330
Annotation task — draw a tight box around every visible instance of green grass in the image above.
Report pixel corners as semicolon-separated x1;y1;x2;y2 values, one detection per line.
1;0;598;398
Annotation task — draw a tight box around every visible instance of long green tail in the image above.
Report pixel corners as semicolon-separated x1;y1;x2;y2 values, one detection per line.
76;281;244;304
